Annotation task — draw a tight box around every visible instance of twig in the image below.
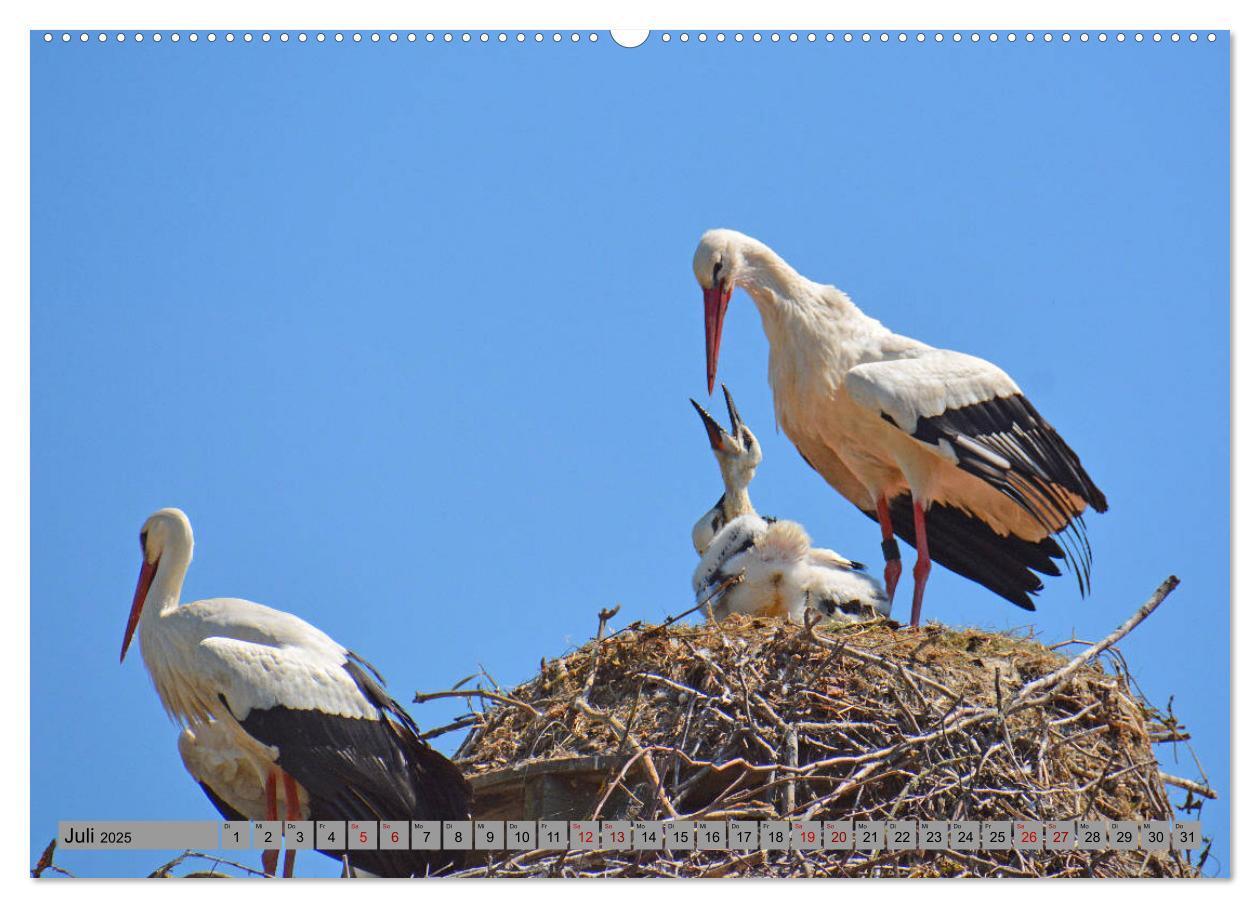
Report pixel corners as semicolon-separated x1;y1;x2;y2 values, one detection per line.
420;716;480;741
414;687;541;716
1159;772;1218;800
1012;576;1180;709
597;605;621;640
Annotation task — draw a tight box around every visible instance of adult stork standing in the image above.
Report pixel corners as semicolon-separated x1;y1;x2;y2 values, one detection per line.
121;507;471;877
693;229;1108;626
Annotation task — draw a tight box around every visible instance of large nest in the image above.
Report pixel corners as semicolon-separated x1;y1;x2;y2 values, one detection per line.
426;578;1210;878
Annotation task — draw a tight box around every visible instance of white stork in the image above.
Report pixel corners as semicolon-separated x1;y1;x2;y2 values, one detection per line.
693;229;1108;626
691;389;888;623
690;387;763;556
121;508;471;877
177;720;307;876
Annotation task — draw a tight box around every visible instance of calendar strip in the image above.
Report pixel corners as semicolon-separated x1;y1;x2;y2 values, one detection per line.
57;819;1203;853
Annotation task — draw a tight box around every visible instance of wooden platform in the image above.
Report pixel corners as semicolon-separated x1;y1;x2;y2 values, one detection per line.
470;756;624;821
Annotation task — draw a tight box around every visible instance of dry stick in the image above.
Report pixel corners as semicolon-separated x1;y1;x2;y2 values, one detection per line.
675;769;756;821
572;696;679;818
1158;772;1218;800
478;664;504;692
419;715;479;741
673;697;697;789
30;839;57;878
590;747;652;820
596;604;621;641
601;576;742;645
413;687;542;716
147;850;265;878
784;725;799;815
580;605;615;700
618;676;647;753
803;625;959;699
1011;576;1180;710
173;851;267;877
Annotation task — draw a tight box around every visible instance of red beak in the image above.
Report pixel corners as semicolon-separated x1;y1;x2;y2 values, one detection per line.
121;558;157;662
704;284;732;394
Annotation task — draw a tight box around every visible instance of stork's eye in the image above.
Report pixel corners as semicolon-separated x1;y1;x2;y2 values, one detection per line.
140;529;149;550
712;260;723;283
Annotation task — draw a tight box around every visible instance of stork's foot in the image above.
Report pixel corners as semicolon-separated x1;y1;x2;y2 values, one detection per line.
909;557;930;628
281;771;301;877
908;499;931;628
883;557;902;604
876;497;902;605
263;766;281;876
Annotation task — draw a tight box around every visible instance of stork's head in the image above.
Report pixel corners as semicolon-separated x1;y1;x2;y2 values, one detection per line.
121;507;193;662
691;385;761;493
693;229;746;394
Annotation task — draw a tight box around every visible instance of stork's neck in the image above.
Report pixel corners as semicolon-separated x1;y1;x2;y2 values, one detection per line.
141;544;192;629
733;240;882;382
720;483;755;521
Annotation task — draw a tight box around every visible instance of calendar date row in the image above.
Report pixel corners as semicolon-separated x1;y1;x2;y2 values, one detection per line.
62;818;1202;853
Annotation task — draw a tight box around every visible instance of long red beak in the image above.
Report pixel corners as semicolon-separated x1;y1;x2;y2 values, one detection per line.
121;558;157;662
704;284;732;394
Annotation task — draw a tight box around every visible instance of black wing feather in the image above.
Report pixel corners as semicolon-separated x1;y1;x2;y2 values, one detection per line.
235;661;471;877
909;393;1107;595
864;493;1067;610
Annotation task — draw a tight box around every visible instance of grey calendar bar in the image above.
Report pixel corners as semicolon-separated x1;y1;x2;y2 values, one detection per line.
58;821;218;850
54;818;1205;854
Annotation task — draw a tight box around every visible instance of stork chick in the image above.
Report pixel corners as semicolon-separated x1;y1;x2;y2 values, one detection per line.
693;228;1108;626
691;388;888;623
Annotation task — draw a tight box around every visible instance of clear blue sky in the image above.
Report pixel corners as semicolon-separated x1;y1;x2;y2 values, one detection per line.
31;31;1229;877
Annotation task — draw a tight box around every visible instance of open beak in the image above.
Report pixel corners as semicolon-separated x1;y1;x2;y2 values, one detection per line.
703;283;732;395
721;384;744;435
121;558;157;662
690;399;730;452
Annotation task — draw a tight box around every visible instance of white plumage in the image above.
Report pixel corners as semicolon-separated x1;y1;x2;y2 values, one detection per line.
845;350;1021;436
121;508;470;877
690;389;888;623
142;596;381;732
177;720;297;821
693;229;1108;626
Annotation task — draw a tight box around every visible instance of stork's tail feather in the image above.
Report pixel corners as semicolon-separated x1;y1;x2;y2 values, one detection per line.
866;494;1070;610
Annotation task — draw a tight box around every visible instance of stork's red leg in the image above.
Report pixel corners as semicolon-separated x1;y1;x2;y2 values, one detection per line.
909;499;931;628
262;768;279;877
282;773;300;878
876;495;902;603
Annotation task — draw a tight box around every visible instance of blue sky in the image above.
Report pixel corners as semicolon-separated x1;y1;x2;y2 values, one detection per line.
30;31;1228;877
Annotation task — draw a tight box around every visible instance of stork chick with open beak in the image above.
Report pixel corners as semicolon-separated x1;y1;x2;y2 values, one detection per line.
690;385;763;555
690;389;888;623
693;228;1108;626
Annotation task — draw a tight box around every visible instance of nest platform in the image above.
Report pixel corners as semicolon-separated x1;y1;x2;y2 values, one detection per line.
428;584;1209;878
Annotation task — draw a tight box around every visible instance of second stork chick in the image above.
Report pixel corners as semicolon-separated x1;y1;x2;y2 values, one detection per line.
691;388;889;624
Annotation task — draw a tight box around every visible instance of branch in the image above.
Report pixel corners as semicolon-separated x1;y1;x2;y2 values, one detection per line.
413;687;541;716
1012;576;1180;709
1159;771;1218;800
419;715;480;741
